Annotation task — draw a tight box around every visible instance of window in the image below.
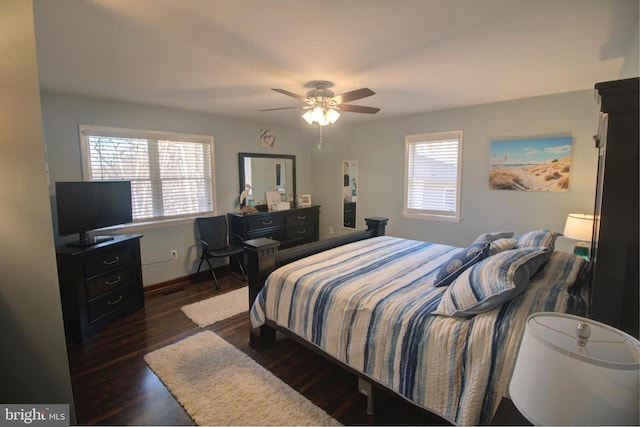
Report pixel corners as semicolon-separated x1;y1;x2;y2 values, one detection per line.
403;130;463;222
79;125;215;223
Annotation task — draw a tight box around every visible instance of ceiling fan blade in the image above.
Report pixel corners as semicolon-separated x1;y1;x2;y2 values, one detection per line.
332;88;375;104
258;106;305;111
338;104;380;114
271;88;309;102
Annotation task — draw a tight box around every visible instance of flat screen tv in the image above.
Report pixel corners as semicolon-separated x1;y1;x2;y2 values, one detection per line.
56;181;133;247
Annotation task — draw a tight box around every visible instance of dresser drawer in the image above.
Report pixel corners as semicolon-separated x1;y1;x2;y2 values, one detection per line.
85;266;136;300
88;283;139;324
287;210;317;225
286;224;317;244
246;215;286;232
83;244;133;278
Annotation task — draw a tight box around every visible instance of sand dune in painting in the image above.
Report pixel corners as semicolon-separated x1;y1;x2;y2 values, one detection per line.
489;156;571;191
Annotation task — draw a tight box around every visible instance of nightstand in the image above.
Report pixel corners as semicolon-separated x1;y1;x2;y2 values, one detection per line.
490;397;531;425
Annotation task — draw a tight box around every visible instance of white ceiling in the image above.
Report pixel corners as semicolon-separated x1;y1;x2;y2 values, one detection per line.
33;0;638;128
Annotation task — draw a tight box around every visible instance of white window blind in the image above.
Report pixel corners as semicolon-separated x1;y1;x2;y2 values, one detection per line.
79;125;215;222
404;131;463;222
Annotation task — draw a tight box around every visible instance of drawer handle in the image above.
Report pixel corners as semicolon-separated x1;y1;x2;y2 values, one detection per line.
103;256;120;265
262;220;273;225
106;295;123;305
297;230;306;234
297;215;306;220
104;276;121;286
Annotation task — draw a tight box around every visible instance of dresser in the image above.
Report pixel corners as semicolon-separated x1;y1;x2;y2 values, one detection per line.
56;234;144;343
228;206;319;248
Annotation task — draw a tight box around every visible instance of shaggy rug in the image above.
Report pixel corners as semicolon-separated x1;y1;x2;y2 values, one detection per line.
144;331;341;426
181;287;248;327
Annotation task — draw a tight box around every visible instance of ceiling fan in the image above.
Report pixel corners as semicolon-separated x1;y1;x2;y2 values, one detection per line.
259;81;380;126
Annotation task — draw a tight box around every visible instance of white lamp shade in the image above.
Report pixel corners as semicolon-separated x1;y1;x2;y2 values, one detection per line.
310;106;324;123
325;108;340;124
509;312;640;425
563;213;595;241
302;109;314;124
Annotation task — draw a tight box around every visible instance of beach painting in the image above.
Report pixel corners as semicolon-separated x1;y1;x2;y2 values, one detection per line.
489;136;572;191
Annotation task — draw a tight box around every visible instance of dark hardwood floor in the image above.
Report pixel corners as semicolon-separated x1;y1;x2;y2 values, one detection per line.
66;270;450;425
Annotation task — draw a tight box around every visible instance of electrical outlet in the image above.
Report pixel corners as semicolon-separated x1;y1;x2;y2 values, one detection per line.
170;249;178;259
329;226;334;235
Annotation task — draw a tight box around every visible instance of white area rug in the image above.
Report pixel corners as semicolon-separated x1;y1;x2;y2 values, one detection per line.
181;287;248;327
145;330;341;426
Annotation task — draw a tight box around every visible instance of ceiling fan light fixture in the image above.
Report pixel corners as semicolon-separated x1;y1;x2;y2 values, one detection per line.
270;82;378;125
302;106;340;126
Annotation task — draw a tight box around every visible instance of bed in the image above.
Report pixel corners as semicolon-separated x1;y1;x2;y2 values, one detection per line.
245;218;591;425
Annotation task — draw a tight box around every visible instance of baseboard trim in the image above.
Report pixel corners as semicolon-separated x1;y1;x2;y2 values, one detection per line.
144;272;204;296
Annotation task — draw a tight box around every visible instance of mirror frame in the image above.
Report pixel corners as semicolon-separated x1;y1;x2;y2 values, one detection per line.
342;160;358;229
238;152;297;205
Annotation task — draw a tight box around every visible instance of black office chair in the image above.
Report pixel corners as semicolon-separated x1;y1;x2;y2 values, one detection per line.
195;215;246;289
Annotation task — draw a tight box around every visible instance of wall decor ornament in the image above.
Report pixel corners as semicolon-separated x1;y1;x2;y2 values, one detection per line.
489;136;572;192
260;129;276;148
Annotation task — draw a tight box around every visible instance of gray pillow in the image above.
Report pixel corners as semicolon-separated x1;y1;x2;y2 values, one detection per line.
515;229;561;252
432;247;550;317
489;238;518;255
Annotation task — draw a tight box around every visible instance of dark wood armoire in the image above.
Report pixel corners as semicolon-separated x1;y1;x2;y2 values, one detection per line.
590;77;639;338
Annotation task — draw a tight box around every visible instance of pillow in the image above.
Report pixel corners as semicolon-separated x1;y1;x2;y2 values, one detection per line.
472;231;514;245
433;241;491;287
432;248;550;317
515;229;561;252
489;238;518;256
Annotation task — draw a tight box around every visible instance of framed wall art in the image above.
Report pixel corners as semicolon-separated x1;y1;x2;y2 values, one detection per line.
489;135;572;192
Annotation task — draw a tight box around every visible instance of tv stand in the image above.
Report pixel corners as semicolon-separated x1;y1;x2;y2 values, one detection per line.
66;231;115;248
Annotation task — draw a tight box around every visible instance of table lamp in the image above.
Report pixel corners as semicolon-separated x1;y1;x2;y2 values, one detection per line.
563;213;595;260
509;312;640;425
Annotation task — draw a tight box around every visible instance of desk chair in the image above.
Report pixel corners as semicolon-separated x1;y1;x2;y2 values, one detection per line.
196;215;246;289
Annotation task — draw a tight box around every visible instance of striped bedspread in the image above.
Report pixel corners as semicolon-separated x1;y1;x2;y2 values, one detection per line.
250;236;590;425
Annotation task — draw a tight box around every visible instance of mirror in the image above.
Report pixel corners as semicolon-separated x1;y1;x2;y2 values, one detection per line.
238;153;296;209
343;160;358;228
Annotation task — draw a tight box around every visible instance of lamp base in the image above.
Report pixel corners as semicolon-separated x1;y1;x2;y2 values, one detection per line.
573;242;590;260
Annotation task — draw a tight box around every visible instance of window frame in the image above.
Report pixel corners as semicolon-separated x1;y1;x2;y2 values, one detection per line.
403;130;463;223
78;124;217;229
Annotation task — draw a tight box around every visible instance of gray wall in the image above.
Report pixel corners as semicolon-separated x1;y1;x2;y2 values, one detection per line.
312;90;601;253
0;0;75;418
43;89;605;286
41;92;315;285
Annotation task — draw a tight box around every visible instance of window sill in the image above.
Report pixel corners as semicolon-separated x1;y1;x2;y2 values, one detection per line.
402;211;462;223
96;216;205;235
